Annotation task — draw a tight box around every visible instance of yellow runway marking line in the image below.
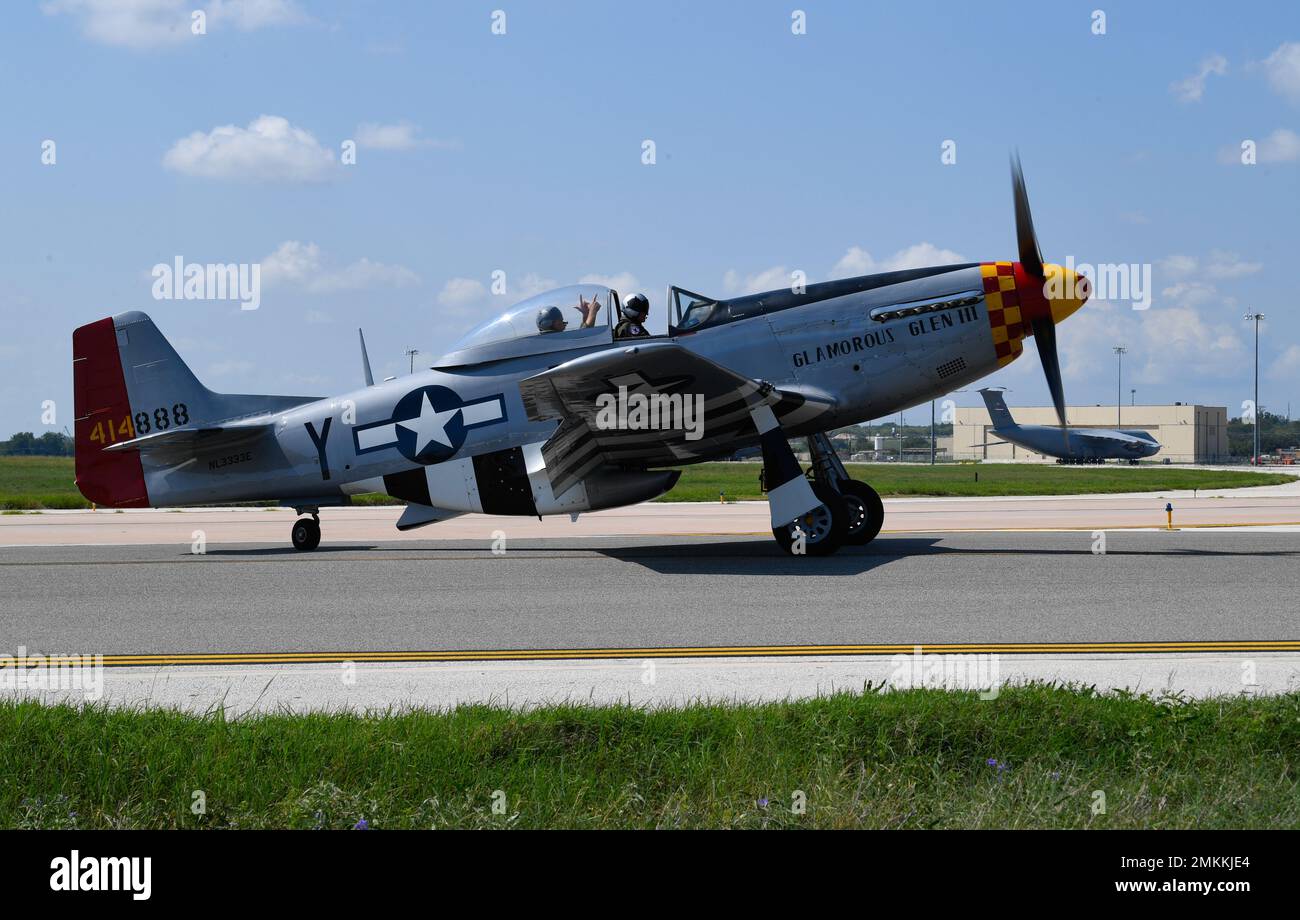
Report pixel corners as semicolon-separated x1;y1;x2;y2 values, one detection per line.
9;640;1300;668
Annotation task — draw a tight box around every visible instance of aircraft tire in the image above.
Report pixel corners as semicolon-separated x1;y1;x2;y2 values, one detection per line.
772;482;847;557
839;479;885;546
292;518;321;551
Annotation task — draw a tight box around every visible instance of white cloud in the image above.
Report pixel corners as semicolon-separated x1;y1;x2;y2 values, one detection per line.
1211;126;1294;164
163;115;337;182
578;272;641;294
722;266;796;295
1222;128;1300;164
830;242;966;278
434;271;560;324
1170;53;1227;103
436;277;488;310
1269;343;1300;381
1135;306;1246;383
261;241;419;293
1159;254;1199;276
1258;128;1300;163
1157;250;1261;311
721;243;966;297
41;0;306;49
354;121;456;151
1203;250;1262;280
1261;41;1300;102
261;240;321;285
1160;280;1218;308
317;258;419;292
506;272;559;301
206;0;306;31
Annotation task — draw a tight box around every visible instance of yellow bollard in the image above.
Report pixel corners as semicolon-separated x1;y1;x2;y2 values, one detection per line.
1165;502;1173;530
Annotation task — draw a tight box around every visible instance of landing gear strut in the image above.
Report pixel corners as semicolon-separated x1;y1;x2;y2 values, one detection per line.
770;432;885;556
291;510;321;551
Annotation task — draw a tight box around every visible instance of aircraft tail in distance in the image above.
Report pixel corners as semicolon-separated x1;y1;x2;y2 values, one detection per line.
979;388;1018;431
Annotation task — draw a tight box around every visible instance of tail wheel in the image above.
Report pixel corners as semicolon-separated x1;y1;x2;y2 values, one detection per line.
772;483;848;557
839;479;885;546
291;518;321;551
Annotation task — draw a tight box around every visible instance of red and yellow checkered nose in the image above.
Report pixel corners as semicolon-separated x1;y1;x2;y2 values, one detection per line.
980;261;1090;367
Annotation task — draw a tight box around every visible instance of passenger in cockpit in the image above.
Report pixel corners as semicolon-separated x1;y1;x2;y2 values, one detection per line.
615;293;651;339
537;306;568;333
538;293;603;334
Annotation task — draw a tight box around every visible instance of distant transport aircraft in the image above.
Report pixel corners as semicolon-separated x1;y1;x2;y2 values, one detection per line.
977;388;1161;464
72;157;1092;556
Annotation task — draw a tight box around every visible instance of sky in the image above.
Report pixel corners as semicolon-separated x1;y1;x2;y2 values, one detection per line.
2;0;1299;438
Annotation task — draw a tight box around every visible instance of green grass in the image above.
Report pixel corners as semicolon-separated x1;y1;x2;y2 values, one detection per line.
661;461;1295;501
1;456;1291;510
0;456;88;509
2;685;1297;829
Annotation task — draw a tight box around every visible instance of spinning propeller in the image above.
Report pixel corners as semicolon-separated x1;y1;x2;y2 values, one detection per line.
1009;153;1086;436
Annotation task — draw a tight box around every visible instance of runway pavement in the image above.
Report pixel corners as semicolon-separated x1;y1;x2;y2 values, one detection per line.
4;493;1299;710
2;530;1298;709
3;531;1299;652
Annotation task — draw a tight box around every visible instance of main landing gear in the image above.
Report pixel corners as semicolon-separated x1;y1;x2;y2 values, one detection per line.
770;432;885;557
291;510;321;551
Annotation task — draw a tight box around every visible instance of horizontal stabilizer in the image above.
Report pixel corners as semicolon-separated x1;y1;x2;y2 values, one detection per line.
104;422;271;454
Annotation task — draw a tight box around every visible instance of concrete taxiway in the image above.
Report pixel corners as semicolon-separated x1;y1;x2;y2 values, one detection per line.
4;484;1300;549
2;528;1298;711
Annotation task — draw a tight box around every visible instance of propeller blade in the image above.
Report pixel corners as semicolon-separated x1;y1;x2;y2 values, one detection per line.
1031;315;1070;450
1011;153;1044;280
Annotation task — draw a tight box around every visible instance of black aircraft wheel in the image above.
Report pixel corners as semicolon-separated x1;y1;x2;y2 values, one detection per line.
839;479;885;546
291;518;321;551
772;483;847;557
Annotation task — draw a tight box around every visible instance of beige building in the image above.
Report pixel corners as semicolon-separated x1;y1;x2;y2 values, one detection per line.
952;404;1228;463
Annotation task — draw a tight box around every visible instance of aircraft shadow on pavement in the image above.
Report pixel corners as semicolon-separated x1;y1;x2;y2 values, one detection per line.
195;536;1300;573
196;539;927;574
593;537;946;575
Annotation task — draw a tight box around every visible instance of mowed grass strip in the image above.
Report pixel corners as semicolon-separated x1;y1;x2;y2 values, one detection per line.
2;685;1298;829
0;457;88;510
2;457;1293;510
658;462;1294;501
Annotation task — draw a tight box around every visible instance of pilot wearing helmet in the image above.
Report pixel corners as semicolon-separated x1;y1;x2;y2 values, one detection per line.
615;293;651;339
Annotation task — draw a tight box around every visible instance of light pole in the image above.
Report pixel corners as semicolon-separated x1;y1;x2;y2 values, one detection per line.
1244;312;1264;464
405;347;420;375
1112;346;1127;427
931;399;936;465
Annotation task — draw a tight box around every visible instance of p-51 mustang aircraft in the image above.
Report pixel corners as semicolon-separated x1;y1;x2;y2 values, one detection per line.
978;388;1161;464
73;158;1089;556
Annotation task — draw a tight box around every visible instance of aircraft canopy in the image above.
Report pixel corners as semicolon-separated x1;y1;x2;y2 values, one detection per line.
447;284;618;352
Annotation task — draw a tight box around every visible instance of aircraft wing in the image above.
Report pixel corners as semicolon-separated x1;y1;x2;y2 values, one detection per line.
103;421;273;454
519;341;832;495
1069;429;1148;446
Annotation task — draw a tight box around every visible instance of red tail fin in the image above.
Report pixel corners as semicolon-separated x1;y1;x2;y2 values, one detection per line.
72;317;149;508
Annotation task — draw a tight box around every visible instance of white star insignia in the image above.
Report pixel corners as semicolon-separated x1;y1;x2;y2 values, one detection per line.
397;392;459;455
